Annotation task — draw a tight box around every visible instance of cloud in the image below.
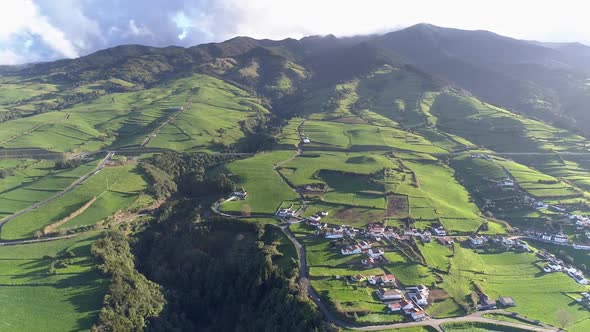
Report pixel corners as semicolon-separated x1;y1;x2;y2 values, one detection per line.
0;0;588;65
0;0;79;61
126;19;153;37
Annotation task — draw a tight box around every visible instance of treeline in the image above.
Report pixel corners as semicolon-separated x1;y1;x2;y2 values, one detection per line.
140;151;236;199
54;159;83;170
91;230;165;332
134;208;326;331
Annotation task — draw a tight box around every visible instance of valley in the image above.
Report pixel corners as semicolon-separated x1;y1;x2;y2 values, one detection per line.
1;24;590;331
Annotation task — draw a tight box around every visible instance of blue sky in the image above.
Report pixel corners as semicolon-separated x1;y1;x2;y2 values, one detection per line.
0;0;588;64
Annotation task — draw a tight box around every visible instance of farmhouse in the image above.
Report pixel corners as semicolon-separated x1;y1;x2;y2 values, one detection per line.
325;227;344;239
377;288;404;301
341;245;361;255
320;211;329;217
380;274;396;285
498;296;515;307
536;201;549;210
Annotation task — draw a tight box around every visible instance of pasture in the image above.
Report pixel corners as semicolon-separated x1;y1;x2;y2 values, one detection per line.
1;164;147;240
0;232;106;331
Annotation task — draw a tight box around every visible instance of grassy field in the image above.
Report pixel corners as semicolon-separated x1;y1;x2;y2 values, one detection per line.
1;164;147;239
0;160;100;219
216;151;299;215
0;232;107;331
437;244;590;329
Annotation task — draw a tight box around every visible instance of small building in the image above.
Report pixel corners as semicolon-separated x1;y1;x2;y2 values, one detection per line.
410;309;426;321
377;288;404;301
437;237;453;246
380;274;396;285
541;233;553;241
498;296;515;307
553;233;568;243
308;215;322;223
362;257;375;266
497;179;515;187
398;299;414;310
469;236;485;247
574;274;589;285
232;190;248;199
319;211;329;217
367;275;379;285
368;248;385;259
388;302;403;312
350;274;366;282
302;138;311;144
432;226;446;236
366;223;385;236
478;294;497;310
358;240;372;250
325;228;344;239
410;292;428;306
276;208;294;218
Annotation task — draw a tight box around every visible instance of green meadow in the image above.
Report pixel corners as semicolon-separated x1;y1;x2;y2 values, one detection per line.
0;232;107;331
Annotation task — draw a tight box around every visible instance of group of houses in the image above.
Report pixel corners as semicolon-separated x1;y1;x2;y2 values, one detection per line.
276;206;299;219
380;284;430;321
537;250;589;284
524;230;569;245
467;235;529;251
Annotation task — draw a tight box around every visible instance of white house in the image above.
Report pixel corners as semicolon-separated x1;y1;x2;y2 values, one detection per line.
320;211;329;217
542;233;553;241
341;245;362;255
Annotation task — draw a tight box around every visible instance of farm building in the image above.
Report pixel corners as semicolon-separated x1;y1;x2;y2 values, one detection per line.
377;288;404;301
341;245;361;255
498;296;515;307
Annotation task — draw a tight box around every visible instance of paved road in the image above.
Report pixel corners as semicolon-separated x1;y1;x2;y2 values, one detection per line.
278;224;556;332
0;152;114;231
